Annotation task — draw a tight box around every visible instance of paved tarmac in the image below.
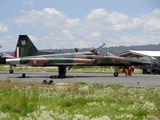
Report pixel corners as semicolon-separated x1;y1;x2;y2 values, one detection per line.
0;71;160;87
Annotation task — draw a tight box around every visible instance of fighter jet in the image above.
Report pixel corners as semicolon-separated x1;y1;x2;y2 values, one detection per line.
0;35;150;78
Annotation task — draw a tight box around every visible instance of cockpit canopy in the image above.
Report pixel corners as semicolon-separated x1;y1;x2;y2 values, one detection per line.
90;42;105;55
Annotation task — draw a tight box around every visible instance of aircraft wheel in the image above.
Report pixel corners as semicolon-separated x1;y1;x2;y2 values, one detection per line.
114;72;119;77
9;70;14;74
59;74;65;78
147;72;151;74
22;73;26;78
142;71;146;74
142;70;147;74
128;74;132;76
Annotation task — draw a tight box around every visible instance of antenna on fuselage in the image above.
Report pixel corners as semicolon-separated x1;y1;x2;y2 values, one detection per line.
75;48;79;52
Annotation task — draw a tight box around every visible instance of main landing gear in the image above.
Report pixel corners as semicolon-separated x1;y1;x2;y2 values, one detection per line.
58;66;66;78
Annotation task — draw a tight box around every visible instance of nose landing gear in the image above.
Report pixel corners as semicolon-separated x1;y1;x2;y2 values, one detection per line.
9;65;14;74
114;72;119;77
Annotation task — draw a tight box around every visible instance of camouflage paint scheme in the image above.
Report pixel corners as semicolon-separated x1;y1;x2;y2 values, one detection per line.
2;35;150;78
7;52;150;66
7;51;149;66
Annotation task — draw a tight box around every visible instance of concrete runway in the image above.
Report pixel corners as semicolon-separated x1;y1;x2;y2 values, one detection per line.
0;71;160;87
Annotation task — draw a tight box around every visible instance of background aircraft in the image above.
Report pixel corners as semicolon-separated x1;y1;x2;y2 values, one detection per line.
1;35;150;78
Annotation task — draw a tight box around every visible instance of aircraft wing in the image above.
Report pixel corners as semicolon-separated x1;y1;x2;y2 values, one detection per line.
116;50;160;57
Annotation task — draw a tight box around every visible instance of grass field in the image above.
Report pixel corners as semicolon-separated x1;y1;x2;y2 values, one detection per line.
1;65;158;120
0;81;159;120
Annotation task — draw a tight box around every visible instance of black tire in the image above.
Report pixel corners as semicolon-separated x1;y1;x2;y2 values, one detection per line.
9;70;14;74
114;72;119;77
22;73;25;78
142;70;147;74
147;72;151;74
59;74;65;78
129;74;132;76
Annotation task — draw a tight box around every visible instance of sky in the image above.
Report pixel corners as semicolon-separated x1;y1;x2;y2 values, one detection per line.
0;0;160;52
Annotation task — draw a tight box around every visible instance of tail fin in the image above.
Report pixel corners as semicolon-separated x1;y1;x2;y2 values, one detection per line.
14;35;54;57
14;35;38;57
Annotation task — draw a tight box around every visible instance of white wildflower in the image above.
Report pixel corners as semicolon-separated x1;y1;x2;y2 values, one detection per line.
111;103;116;107
102;101;106;106
126;101;156;112
91;115;111;120
119;107;125;111
0;111;10;119
139;96;143;100
115;113;135;120
143;115;159;120
79;85;89;91
39;106;47;111
142;101;156;111
26;85;32;90
87;102;100;107
85;109;89;113
73;114;90;120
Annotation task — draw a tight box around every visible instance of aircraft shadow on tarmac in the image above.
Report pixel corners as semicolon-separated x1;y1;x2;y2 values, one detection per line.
2;72;112;79
1;71;138;79
13;74;136;79
15;75;111;79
